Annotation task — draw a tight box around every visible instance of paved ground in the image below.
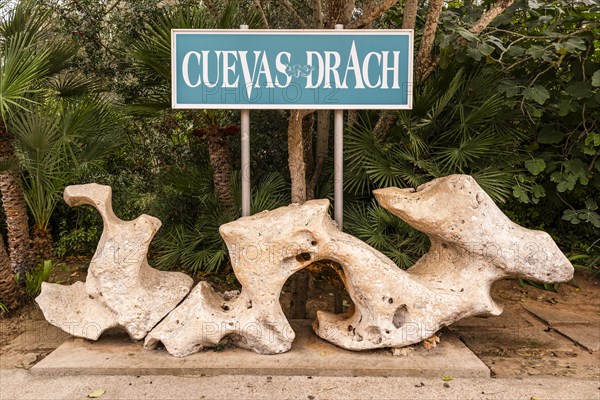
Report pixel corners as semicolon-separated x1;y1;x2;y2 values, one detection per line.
1;276;599;399
1;370;599;400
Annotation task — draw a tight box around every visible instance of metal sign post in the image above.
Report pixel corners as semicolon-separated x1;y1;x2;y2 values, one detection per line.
240;25;251;217
334;24;344;229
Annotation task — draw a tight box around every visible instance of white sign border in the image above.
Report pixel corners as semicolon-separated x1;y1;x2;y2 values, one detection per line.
171;29;414;110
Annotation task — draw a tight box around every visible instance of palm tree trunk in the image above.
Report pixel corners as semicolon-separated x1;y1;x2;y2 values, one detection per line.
32;225;53;262
0;233;20;311
0;123;33;275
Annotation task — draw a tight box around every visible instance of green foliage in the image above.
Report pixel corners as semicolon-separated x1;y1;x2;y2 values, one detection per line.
1;0;122;263
437;0;599;228
155;171;289;275
0;0;51;120
19;259;56;298
10;0;595;281
518;278;560;292
11;96;121;232
344;200;429;269
568;240;600;277
562;199;600;228
346;64;526;204
55;224;100;259
343;63;528;267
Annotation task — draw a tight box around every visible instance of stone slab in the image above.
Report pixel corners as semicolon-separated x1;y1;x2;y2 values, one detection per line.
31;320;489;378
523;303;600;325
553;325;600;352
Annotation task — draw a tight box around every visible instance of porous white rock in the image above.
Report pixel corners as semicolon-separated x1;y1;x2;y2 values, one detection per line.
146;175;573;355
38;176;573;354
145;200;334;355
36;184;193;340
315;174;574;351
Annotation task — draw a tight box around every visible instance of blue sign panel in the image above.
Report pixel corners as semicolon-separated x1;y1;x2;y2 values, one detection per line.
172;30;413;109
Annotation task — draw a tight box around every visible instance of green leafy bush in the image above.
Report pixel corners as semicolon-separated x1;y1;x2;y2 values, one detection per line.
155;171;289;275
19;260;57;298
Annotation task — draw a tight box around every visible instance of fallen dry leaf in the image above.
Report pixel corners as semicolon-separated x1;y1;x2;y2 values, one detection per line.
87;389;105;398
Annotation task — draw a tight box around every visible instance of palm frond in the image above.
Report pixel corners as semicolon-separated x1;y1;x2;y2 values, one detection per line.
470;168;516;203
344;200;428;269
47;72;104;98
128;0;261;114
11;93;120;230
0;0;50;47
248;172;289;214
0;32;50;119
156;170;289;275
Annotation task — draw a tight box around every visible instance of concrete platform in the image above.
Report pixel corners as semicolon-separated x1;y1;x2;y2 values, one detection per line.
31;320;490;378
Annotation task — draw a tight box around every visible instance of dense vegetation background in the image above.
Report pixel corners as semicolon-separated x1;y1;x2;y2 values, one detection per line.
1;0;598;313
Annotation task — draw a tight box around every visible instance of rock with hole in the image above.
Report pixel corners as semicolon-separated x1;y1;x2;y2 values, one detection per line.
148;175;572;354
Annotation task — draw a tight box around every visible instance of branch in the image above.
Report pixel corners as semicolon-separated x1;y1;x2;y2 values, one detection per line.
104;0;122;17
252;0;270;29
313;0;323;28
373;111;398;140
281;0;308;29
202;0;218;17
421;0;517;82
347;0;400;29
359;0;376;28
323;0;356;27
470;0;515;35
402;0;418;29
288;110;315;204
415;0;443;83
298;109;315;118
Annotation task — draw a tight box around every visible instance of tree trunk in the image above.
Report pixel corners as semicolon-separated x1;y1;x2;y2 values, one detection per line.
313;0;323;28
288;110;308;204
347;110;358;130
289;269;310;319
287;110;313;319
32;225;53;262
206;128;235;213
415;0;444;83
402;0;418;29
373;111;398;140
0;123;32;275
307;110;330;199
303;113;315;196
0;233;20;312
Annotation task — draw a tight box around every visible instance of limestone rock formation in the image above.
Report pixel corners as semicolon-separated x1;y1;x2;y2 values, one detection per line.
36;184;193;340
145;201;333;355
146;174;573;356
314;174;574;351
37;176;573;355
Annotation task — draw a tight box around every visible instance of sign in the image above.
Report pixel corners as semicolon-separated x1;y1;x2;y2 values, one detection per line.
172;30;413;109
